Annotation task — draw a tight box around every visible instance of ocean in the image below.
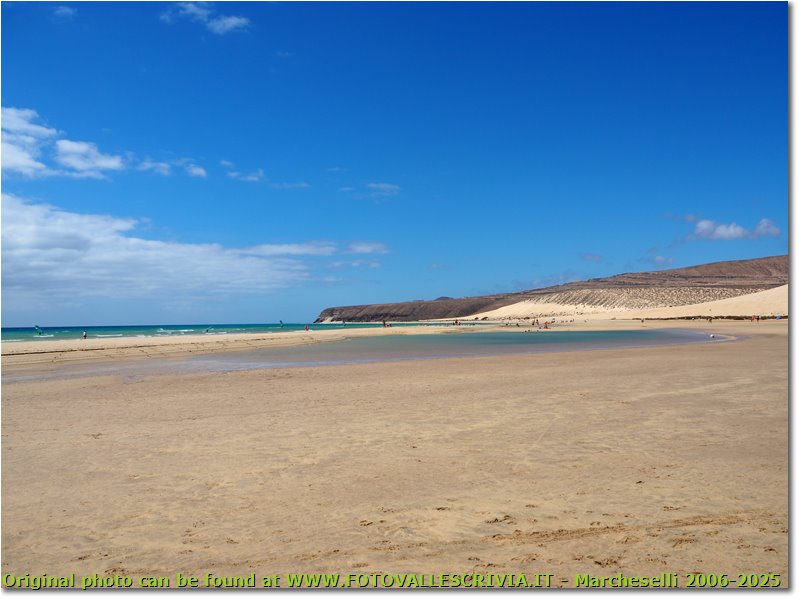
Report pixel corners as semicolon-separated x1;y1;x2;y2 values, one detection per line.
0;322;439;343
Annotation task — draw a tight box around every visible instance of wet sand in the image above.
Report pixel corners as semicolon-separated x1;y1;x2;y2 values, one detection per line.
1;321;788;587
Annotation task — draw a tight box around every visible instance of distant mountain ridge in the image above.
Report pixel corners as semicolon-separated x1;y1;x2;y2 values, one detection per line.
314;255;788;323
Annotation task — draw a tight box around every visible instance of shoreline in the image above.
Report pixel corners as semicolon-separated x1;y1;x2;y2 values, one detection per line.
2;319;779;370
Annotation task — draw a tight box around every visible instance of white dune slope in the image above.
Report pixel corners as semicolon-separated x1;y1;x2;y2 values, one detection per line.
468;284;788;321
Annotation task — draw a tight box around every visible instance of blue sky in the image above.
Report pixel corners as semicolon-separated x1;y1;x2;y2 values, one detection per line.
1;1;787;326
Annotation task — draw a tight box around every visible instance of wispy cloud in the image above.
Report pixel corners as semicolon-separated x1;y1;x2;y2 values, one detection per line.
330;260;381;269
339;182;401;199
207;15;249;34
229;168;265;182
753;219;781;237
347;241;389;254
1;195;314;305
3;195;392;310
161;2;250;35
244;242;336;257
365;182;400;197
690;218;780;240
2;107;207;181
647;255;674;267
185;164;207;178
53;5;76;18
221;160;264;182
136;157;209;178
271;181;309;190
1;107;57;176
54;139;125;178
138;158;172;176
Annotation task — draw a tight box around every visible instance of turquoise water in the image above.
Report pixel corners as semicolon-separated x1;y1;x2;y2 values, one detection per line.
1;322;450;343
3;328;718;383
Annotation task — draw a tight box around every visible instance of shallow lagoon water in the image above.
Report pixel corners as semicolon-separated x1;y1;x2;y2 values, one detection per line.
4;328;721;383
187;328;712;369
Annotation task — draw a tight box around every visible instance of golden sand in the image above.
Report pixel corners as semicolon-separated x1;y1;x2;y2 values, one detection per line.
1;318;787;587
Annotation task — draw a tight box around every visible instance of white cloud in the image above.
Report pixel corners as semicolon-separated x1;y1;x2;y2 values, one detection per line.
207;15;249;34
330;260;381;269
245;242;337;256
1;107;57;176
271;181;309;189
162;2;250;35
340;182;400;199
692;218;780;240
1;141;49;176
754;218;780;238
693;219;746;240
2;195;393;320
2;107;57;138
2;106;216;182
138;158;171;176
228;168;265;182
177;1;212;21
53;5;76;17
1;108;129;179
54;139;124;178
366;182;400;197
221;160;264;182
650;255;674;267
347;241;389;254
139;158;213;179
185;164;207;178
1;195;315;304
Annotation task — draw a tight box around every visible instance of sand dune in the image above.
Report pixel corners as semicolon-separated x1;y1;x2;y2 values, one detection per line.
465;285;788;321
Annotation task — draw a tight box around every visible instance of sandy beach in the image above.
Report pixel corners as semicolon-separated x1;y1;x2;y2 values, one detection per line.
1;318;788;588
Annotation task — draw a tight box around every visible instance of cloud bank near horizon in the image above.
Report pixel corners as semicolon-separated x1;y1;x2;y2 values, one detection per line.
1;195;389;312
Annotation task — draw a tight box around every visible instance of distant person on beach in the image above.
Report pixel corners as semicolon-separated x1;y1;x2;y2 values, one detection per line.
82;331;88;339
305;325;309;332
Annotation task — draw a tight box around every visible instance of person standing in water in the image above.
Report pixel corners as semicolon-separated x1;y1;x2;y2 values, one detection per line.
82;331;88;340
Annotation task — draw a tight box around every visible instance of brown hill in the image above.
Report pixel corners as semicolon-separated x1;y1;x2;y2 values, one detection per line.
314;255;788;322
